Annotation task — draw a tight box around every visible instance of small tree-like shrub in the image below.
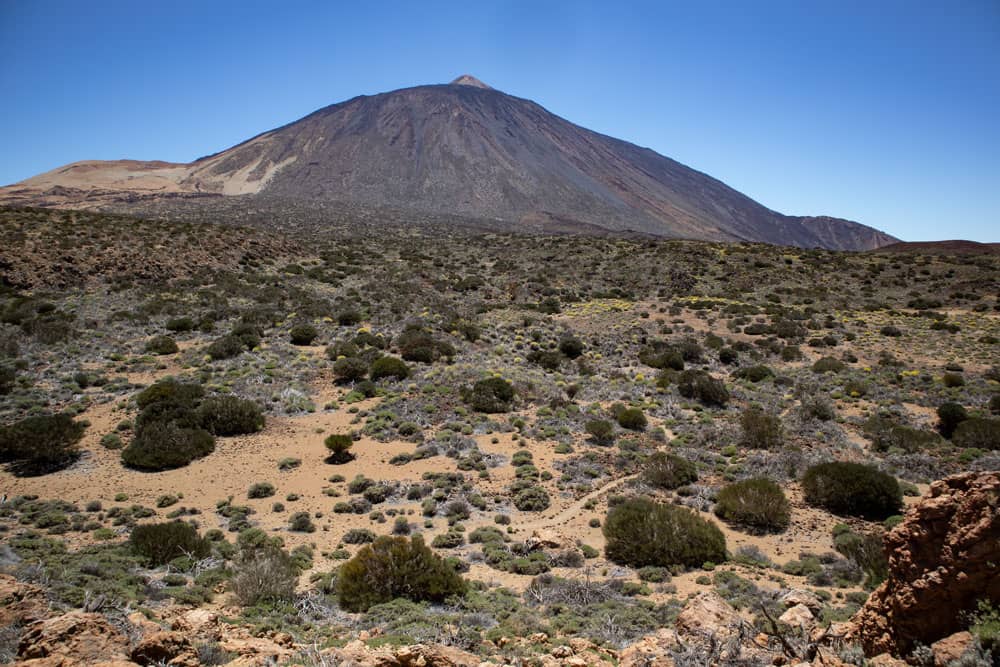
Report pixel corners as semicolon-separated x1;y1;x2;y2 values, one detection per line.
714;478;790;533
802;462;902;519
336;535;467;612
952;418;1000;450
616;408;647;431
677;370;729;407
130;521;210;566
0;413;86;474
324;433;354;463
604;497;726;568
289;324;319;346
585;419;615;445
739;407;783;450
513;485;551;512
122;420;215;471
196;396;264;436
370;356;410;381
937;402;968;439
558;336;584;359
333;357;368;383
467;377;515;413
145;335;179;355
642;452;697;490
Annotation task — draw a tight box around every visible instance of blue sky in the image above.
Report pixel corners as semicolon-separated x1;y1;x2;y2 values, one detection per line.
1;1;997;241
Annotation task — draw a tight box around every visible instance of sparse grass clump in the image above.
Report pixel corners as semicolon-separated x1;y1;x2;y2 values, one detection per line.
802;462;902;520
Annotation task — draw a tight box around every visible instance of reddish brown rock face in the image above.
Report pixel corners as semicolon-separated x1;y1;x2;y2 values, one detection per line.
850;471;1000;656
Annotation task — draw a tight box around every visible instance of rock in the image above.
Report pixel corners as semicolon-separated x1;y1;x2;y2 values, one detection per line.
550;645;574;658
17;611;131;665
130;630;198;667
780;589;822;615
618;628;678;667
0;574;49;629
778;604;815;629
931;631;974;667
867;654;908;666
849;471;1000;656
527;632;550;644
675;591;743;641
527;529;563;550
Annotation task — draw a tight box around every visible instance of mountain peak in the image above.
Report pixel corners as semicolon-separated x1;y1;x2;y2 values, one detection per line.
450;74;492;89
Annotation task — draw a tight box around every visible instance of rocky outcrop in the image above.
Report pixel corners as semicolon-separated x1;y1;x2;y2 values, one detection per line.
850;471;1000;656
0;574;49;630
16;611;131;665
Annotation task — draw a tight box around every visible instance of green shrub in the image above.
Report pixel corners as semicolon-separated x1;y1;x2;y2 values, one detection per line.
0;365;15;395
432;531;465;548
165;317;196;332
642;452;697;490
397;325;455;363
122;420;215;471
802;462;902;519
467;377;515;413
324;433;354;463
833;527;888;587
370;356;410;381
205;335;247;360
145;335;179;355
558;336;584;359
289;511;316;532
0;413;86;474
135;379;204;411
733;365;773;383
196;396;264;436
676;370;729;407
739;407;783;450
248;482;275;499
336;535;467;612
289;324;319;346
100;433;123;450
333;357;369;383
603;497;726;568
714;478;790;533
130;522;210;566
952;418;1000;450
585;419;615;445
231;542;299;606
812;357;845;373
513;485;550;512
616;408;647;431
343;528;377;544
942;372;965;388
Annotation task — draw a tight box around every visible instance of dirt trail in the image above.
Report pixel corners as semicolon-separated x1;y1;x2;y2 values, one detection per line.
520;473;637;532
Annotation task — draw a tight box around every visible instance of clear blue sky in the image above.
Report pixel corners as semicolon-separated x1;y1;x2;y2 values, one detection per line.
1;1;997;241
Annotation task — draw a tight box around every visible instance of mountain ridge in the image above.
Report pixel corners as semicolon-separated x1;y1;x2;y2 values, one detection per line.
0;77;898;250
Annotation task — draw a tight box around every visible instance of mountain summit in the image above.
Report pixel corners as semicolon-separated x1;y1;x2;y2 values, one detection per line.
0;80;896;249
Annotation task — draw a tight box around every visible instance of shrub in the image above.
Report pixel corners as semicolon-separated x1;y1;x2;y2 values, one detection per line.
324;433;354;463
396;325;455;363
336;535;467;612
343;528;377;544
811;357;845;373
677;370;729;407
122;420;215;471
231;542;298;606
802;462;902;519
0;365;14;394
739;407;783;450
196;396;264;436
880;325;902;337
642;452;697;490
513;485;551;512
145;335;179;355
952;418;1000;450
289;511;316;532
714;478;790;533
205;335;247;360
0;413;86;474
942;372;965;388
604;497;726;568
370;356;410;381
333;357;368;383
616;408;647;431
130;521;210;566
135;379;204;411
467;377;515;413
585;419;615;445
833;527;888;586
289;324;319;346
734;365;774;383
248;482;275;499
165;317;196;332
527;350;562;371
558;336;584;359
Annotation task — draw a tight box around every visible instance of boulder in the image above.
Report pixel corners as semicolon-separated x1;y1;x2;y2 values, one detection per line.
618;628;679;667
674;591;743;641
780;589;822;615
527;529;563;550
778;604;815;630
930;631;974;667
17;611;130;665
129;630;198;667
0;574;49;629
849;471;1000;656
